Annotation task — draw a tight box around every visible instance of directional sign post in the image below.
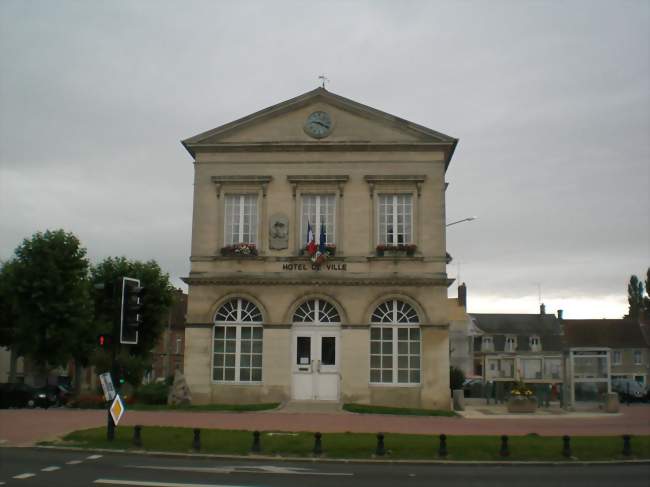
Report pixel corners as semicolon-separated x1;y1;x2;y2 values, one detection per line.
110;394;125;426
99;372;116;402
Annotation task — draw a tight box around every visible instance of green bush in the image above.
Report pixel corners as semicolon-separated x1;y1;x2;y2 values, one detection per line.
135;382;169;405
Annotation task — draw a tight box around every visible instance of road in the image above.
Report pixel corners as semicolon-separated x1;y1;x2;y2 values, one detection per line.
0;447;649;487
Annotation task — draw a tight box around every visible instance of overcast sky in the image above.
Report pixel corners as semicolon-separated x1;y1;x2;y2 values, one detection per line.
1;0;648;319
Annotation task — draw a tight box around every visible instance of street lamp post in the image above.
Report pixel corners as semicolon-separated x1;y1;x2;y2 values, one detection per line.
446;216;477;227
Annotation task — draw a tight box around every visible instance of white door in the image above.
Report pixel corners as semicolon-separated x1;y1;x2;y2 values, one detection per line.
292;329;340;400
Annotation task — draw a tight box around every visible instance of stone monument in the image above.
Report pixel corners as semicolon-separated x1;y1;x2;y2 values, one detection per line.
269;214;289;250
167;369;192;406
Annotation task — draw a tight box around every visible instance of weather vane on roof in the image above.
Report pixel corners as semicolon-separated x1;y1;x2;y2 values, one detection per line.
318;74;329;89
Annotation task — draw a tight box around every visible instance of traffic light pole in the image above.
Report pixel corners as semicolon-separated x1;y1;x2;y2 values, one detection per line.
107;277;122;442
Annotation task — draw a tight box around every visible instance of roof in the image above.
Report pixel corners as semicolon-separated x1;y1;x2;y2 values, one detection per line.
563;319;650;348
470;313;562;336
181;87;458;168
470;313;563;352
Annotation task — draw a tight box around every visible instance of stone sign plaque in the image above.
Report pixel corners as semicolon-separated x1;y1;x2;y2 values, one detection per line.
269;214;289;250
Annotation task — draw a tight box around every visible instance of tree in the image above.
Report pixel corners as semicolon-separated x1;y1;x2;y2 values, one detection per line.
643;267;650;323
3;230;94;372
0;261;19;381
625;274;644;321
90;257;174;385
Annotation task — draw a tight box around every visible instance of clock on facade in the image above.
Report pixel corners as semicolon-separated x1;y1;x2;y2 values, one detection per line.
304;111;333;139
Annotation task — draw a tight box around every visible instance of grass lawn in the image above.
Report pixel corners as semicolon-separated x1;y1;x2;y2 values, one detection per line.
342;403;457;417
49;427;650;461
126;403;280;412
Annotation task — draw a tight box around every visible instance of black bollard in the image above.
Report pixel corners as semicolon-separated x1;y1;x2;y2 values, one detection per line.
500;435;509;457
193;428;201;451
251;430;261;453
133;425;142;447
622;435;631;456
376;433;385;456
562;435;571;458
438;434;448;457
313;432;322;456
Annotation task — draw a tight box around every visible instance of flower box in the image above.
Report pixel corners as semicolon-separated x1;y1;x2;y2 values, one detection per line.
220;243;258;257
507;396;538;413
375;244;417;257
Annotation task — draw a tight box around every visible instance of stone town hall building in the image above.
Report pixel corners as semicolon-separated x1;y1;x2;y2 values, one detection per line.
181;88;458;409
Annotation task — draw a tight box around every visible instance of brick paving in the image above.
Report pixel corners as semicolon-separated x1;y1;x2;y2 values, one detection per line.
1;405;649;447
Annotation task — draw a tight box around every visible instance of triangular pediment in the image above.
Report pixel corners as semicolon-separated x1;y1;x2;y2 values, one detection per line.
182;88;457;162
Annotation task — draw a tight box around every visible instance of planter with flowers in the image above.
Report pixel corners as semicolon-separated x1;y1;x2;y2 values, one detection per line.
507;381;538;413
305;243;336;267
220;243;258;257
376;244;417;257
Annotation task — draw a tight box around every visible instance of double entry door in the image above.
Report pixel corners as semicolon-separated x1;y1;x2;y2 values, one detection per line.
291;327;340;401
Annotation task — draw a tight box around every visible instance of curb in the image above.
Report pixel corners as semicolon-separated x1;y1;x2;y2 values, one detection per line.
33;445;650;466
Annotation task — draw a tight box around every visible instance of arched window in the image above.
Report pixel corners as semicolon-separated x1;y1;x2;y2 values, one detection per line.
292;299;341;324
369;299;420;385
213;298;263;383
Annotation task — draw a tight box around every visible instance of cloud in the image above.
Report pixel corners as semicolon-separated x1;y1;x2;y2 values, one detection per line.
1;0;648;315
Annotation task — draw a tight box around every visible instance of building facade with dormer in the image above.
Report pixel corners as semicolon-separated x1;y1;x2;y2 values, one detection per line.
181;88;457;409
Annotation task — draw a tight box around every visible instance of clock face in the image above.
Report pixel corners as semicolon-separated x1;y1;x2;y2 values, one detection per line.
304;111;332;139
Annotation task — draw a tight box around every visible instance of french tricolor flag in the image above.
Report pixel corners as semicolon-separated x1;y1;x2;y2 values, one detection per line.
306;220;317;255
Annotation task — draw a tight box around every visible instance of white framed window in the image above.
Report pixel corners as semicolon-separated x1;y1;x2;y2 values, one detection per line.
482;336;494;352
521;358;543;380
505;336;517;352
633;350;642;365
301;194;336;245
612;350;622;365
292;299;341;324
378;194;412;245
529;336;541;352
224;194;258;245
370;299;420;385
213;298;263;383
543;357;562;379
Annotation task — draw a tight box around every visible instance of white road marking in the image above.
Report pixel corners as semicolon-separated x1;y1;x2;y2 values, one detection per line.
66;460;83;465
41;466;61;472
13;473;35;479
94;480;256;487
128;464;352;476
87;454;103;460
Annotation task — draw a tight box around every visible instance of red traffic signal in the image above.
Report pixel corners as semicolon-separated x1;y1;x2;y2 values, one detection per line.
98;334;112;347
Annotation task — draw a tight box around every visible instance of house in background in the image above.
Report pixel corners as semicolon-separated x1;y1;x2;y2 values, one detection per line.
149;289;188;381
448;283;481;378
470;305;564;388
564;319;650;388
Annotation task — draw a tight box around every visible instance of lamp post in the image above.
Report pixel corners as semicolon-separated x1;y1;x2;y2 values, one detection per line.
446;216;477;227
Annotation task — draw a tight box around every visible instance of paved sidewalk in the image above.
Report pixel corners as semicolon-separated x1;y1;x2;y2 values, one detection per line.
1;405;649;447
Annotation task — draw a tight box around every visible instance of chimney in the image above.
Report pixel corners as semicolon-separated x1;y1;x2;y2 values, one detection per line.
457;283;467;309
540;303;546;315
557;309;563;320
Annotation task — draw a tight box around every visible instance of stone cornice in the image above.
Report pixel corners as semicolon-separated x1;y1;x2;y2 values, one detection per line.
287;175;350;197
182;272;452;287
191;142;454;154
364;174;427;198
189;254;448;263
211;175;273;198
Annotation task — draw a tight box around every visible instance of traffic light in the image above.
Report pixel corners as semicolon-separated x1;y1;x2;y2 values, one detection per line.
120;277;145;345
98;334;112;348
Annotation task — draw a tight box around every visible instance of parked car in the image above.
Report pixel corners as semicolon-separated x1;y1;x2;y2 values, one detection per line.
37;385;72;408
612;379;648;402
0;383;70;408
462;378;484;398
